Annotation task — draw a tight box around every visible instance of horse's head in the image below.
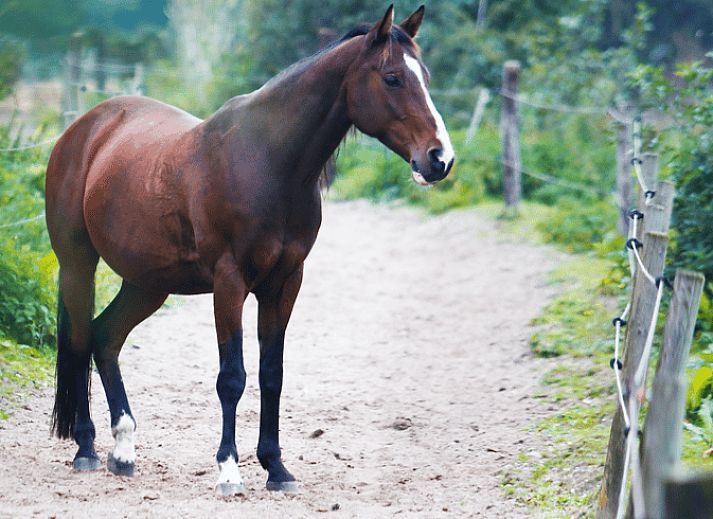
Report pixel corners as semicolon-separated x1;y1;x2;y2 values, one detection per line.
344;5;454;186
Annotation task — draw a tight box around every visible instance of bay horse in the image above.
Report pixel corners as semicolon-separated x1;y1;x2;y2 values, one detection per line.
46;5;453;496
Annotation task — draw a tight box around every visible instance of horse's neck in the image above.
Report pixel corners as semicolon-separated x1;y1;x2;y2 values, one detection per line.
208;40;360;187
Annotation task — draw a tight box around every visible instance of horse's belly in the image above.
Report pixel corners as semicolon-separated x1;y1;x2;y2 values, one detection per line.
84;170;211;294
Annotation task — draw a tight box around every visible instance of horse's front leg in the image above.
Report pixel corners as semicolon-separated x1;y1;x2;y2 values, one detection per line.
256;265;303;492
212;255;249;496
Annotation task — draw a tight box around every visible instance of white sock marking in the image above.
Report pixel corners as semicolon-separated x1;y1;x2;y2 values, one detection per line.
216;455;244;488
112;412;136;464
403;53;455;168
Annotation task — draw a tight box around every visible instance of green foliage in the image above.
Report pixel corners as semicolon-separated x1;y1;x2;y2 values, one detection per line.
632;58;713;288
0;243;57;347
535;198;619;254
504;253;617;514
529;255;614;358
684;397;713;457
0;0;168;52
0;337;54;420
632;58;713;452
0;123;57;346
0;36;24;100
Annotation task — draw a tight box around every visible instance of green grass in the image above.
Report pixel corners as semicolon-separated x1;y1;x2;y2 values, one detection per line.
492;209;712;516
501;251;617;517
0;256;123;422
0;336;54;420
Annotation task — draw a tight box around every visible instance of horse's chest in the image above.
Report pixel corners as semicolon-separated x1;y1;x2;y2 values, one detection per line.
248;236;312;289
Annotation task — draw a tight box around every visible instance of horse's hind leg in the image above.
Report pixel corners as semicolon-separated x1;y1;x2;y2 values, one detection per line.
92;281;167;476
52;247;100;471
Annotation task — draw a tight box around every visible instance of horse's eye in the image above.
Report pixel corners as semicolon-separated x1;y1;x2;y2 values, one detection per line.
383;74;401;88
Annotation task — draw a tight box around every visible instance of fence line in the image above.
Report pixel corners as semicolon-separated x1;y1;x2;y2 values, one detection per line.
489;61;709;519
0;213;46;228
499;89;610;115
0;134;62;153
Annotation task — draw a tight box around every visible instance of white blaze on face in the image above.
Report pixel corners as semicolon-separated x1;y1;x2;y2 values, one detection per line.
403;53;455;170
112;412;136;464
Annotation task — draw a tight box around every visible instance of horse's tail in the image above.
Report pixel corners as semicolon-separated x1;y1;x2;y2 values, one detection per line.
51;282;93;439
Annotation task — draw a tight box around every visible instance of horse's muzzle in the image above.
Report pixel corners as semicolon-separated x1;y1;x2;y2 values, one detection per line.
410;150;454;185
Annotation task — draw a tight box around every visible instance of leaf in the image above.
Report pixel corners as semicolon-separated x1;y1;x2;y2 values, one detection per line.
689;365;713;411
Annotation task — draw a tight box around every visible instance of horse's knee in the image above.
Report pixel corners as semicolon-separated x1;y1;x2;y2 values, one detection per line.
216;367;246;404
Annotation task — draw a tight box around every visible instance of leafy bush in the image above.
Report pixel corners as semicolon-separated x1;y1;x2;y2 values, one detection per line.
0;36;24;100
0;243;56;346
632;57;713;436
632;58;713;290
534;198;619;254
0;123;57;346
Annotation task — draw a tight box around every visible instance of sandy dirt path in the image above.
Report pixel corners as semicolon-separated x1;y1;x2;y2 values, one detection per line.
0;201;562;518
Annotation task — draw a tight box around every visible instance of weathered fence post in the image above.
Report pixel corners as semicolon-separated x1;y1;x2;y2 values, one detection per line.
95;33;106;92
665;473;713;519
131;63;145;96
640;269;705;519
637;153;658;210
465;88;491;145
501;60;521;215
616;121;632;236
642;180;675;235
597;231;670;519
63;32;83;128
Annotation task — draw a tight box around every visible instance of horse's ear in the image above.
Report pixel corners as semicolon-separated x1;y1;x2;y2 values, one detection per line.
399;5;425;38
370;4;394;45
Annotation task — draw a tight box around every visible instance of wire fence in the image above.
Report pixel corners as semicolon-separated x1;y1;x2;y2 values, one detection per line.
604;120;674;519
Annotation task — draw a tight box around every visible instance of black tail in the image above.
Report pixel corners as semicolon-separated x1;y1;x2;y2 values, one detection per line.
51;288;92;440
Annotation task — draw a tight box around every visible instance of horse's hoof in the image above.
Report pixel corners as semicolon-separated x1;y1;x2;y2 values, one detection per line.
107;452;135;477
266;480;299;493
215;482;247;497
73;456;101;472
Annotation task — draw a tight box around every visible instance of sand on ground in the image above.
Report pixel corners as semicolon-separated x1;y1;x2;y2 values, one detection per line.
0;200;561;518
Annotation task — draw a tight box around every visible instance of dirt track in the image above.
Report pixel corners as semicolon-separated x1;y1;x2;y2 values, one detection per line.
0;200;561;518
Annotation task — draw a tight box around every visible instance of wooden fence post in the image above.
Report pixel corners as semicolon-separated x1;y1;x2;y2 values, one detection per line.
597;231;670;519
640;269;705;519
637;153;658;210
95;33;106;92
63;32;83;128
501;60;521;214
616;121;632;236
465;88;491;145
131;63;145;96
665;473;713;519
642;181;675;235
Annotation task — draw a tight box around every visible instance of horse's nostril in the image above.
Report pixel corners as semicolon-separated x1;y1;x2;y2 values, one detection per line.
445;158;454;175
428;148;445;173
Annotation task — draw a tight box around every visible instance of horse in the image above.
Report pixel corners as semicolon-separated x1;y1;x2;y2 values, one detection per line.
46;4;454;496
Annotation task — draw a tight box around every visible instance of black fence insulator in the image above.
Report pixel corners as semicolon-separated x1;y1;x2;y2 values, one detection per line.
626;238;643;250
612;317;627;327
628;209;644;220
655;276;672;289
610;358;623;370
631;157;643;165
